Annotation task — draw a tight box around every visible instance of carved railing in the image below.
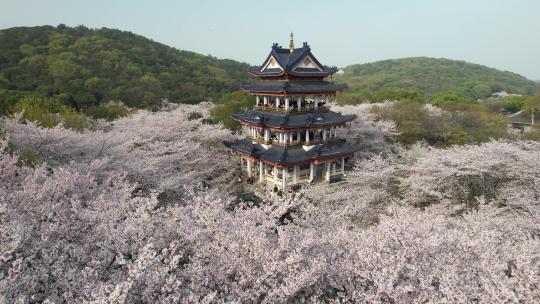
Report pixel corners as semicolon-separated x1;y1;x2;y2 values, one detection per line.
254;105;329;113
246;136;331;147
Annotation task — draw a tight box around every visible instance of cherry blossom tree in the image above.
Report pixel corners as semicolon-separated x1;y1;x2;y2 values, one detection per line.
1;103;539;303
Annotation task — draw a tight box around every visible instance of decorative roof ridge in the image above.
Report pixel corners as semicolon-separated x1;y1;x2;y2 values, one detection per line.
271;41;309;51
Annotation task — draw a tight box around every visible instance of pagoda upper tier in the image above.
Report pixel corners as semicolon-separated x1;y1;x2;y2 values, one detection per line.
247;42;340;80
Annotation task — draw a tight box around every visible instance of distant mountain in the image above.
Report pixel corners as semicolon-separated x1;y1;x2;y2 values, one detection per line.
335;57;536;101
0;25;252;113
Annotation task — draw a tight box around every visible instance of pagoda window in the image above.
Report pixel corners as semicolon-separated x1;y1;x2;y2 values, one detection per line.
299;163;310;171
319;96;326;107
288;167;294;175
277;168;283;180
270;133;277;143
313;130;322;141
264;129;271;143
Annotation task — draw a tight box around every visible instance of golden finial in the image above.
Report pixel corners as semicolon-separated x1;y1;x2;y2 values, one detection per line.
289;32;294;53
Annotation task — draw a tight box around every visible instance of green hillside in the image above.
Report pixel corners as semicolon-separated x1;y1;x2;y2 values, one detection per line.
0;25;251;113
335;57;536;103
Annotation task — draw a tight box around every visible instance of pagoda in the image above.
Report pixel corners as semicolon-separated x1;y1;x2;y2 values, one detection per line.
226;33;361;191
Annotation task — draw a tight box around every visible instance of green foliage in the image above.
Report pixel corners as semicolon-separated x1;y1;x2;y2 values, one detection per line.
0;89;27;114
432;91;474;106
336;57;536;104
210;91;253;130
373;89;424;103
187;111;203;121
85;102;131;121
61;109;90;131
483;95;527;114
523;93;540;114
335;91;372;105
371;100;507;147
11;96;89;131
4;142;39;167
335;89;423;105
0;25;252;113
16;148;39;167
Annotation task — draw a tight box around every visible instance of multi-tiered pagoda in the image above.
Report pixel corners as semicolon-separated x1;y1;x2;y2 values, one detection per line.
226;34;360;191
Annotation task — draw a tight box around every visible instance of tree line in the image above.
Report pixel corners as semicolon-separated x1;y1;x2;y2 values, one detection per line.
334;57;537;105
0;25;252;115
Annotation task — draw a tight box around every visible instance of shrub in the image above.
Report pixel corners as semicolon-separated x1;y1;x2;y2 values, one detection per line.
483;95;527;114
85;102;131;121
210;91;253;130
335;89;424;105
372;100;507;146
3;142;39;167
0;89;27;115
335;91;372;105
187;111;203;121
432;91;474;106
11;96;89;131
372;89;423;102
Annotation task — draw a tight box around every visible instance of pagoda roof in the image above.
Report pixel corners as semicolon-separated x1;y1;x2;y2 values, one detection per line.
241;80;346;94
249;42;338;77
224;138;362;166
232;109;355;130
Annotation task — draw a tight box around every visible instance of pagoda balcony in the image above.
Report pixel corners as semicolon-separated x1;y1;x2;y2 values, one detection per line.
262;170;344;187
253;105;329;113
246;136;267;144
247;135;332;147
264;174;310;183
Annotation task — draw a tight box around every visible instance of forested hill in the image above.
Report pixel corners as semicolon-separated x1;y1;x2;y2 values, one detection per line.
0;25;252;112
336;57;537;102
1;26;537;113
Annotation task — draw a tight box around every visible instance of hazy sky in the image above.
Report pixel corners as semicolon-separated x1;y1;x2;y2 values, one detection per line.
1;0;540;79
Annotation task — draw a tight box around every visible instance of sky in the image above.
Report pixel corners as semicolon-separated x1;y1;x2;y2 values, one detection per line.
1;0;540;79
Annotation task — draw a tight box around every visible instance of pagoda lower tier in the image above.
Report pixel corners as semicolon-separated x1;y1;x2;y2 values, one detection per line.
232;109;355;130
225;138;362;190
